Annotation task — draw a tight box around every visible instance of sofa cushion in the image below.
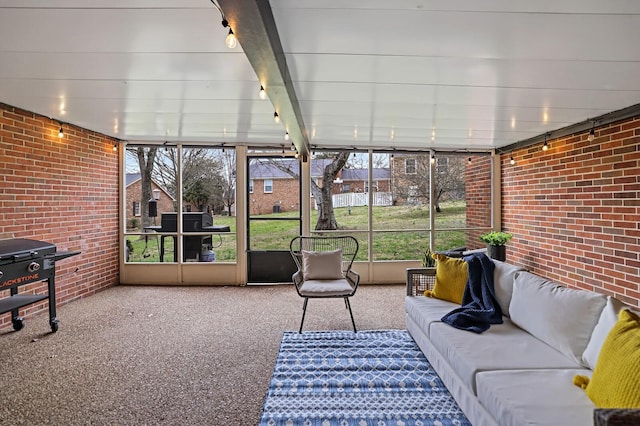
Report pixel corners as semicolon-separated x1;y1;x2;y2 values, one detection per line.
582;296;636;369
476;369;595;426
582;309;640;408
429;318;581;394
491;259;526;318
405;296;458;339
509;271;607;365
426;254;467;304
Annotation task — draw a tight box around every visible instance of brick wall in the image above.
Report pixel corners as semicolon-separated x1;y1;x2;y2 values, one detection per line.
0;103;119;329
249;178;299;215
465;155;492;250
502;116;640;307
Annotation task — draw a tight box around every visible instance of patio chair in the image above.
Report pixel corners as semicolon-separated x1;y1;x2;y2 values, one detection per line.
289;236;360;333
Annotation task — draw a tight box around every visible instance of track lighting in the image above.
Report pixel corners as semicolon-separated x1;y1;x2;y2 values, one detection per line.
259;86;267;100
274;112;280;123
588;123;595;142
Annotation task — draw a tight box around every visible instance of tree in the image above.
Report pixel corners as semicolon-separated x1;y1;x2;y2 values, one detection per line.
392;154;466;212
134;146;158;229
261;151;351;230
313;152;350;230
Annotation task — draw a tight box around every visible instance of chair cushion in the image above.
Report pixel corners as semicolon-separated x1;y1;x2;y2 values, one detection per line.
302;249;344;280
426;254;467;304
299;279;354;297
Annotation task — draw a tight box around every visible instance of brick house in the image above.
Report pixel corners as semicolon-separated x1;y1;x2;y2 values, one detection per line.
125;173;176;228
249;159;391;215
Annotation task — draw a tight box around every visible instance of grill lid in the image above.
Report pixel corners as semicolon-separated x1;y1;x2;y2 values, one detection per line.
0;238;57;264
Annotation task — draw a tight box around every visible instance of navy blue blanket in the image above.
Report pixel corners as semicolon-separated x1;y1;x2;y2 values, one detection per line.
441;252;503;333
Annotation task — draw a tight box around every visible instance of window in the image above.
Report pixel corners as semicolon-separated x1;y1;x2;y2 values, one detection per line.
264;179;273;193
405;158;416;174
249;179;254;193
133;201;140;216
436;157;449;174
343;183;350;193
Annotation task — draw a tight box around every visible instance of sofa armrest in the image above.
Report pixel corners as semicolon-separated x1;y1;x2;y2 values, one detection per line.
406;267;436;296
594;409;640;426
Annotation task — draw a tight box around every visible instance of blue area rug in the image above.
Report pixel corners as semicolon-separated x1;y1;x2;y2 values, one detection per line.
259;330;471;426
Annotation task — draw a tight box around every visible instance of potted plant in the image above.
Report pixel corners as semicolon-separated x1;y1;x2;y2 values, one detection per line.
422;248;437;268
480;231;513;262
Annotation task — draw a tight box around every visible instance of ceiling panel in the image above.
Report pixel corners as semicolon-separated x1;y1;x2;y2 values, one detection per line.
0;0;639;153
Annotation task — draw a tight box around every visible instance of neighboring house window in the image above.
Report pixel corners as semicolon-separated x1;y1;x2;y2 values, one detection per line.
405;158;416;174
249;179;254;193
365;181;378;192
264;179;273;193
133;201;140;216
343;183;350;193
436;157;449;174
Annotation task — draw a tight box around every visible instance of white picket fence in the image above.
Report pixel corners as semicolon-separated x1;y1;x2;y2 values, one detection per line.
316;192;392;209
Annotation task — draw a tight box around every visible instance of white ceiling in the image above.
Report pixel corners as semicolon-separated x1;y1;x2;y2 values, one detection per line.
1;0;639;155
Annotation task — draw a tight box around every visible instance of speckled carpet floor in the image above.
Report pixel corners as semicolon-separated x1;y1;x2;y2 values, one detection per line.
0;284;407;426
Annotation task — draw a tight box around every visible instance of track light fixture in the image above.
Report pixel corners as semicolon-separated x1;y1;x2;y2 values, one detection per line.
259;85;267;100
588;122;595;142
273;112;280;123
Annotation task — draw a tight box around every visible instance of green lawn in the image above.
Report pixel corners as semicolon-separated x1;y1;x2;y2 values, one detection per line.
126;201;472;262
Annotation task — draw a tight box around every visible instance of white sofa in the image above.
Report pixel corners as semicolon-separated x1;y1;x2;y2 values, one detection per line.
405;258;637;426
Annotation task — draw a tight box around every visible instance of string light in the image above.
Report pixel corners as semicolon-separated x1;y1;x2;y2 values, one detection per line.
273;112;280;123
284;131;289;141
112;143;117;151
259;85;267;100
542;134;549;151
588;122;595;142
510;156;515;165
58;125;64;138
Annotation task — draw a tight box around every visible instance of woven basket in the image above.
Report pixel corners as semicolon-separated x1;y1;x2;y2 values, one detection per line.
406;268;436;296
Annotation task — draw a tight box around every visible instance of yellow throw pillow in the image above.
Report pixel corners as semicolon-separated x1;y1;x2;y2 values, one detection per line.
573;309;640;408
425;254;468;305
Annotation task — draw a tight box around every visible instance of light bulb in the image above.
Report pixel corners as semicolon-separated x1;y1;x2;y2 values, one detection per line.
259;86;267;100
274;112;280;123
285;131;289;141
542;141;548;151
588;128;595;142
225;29;237;49
510;156;515;165
58;127;64;138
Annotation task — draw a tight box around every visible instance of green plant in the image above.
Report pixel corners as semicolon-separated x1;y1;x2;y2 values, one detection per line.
422;248;436;267
480;231;513;246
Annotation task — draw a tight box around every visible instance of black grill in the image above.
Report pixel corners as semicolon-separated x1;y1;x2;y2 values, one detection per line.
0;238;80;332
